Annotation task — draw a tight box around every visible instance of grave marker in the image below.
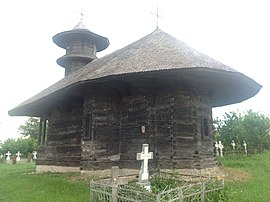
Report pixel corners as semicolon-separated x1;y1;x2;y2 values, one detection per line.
215;141;219;156
33;151;37;160
5;151;11;161
218;141;224;157
16;151;22;161
231;140;236;151
136;144;153;191
243;141;247;155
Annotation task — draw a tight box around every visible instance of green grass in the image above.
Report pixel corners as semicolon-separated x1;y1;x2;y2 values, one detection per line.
0;163;89;202
220;151;270;202
2;152;270;202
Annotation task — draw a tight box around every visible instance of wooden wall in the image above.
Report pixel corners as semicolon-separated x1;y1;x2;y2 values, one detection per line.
118;87;215;170
81;86;121;170
80;81;215;171
37;79;215;170
36;103;83;167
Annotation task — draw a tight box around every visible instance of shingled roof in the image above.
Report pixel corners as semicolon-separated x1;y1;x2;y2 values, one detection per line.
9;29;262;116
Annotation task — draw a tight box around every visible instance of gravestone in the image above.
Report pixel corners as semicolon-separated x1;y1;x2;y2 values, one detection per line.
243;141;247;155
32;151;37;160
5;151;12;161
231;140;236;151
136;144;153;191
215;141;219;156
218;141;224;157
16;151;22;161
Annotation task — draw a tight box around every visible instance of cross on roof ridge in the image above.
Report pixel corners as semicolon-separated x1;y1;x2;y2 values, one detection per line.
151;5;162;29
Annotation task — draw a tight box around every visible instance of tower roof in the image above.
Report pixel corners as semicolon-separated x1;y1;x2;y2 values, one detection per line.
73;20;87;30
53;22;109;52
9;29;262;116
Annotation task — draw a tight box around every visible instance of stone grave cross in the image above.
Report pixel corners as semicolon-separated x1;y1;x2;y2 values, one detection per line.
215;141;219;156
16;151;22;161
6;151;12;160
218;141;224;157
243;141;247;155
136;144;153;191
231;140;236;151
32;151;37;160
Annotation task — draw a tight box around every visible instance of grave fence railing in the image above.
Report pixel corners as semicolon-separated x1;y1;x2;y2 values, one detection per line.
90;177;224;202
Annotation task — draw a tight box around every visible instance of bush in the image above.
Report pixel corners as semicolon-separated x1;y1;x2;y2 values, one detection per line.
214;110;270;153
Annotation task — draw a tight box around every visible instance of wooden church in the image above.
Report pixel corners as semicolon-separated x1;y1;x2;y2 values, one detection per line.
9;20;261;172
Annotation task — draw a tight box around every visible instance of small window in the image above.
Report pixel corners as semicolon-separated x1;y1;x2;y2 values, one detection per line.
202;117;209;139
84;114;93;140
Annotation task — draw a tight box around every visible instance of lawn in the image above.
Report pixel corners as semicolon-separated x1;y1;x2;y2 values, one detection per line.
0;163;89;202
220;151;270;202
1;152;270;202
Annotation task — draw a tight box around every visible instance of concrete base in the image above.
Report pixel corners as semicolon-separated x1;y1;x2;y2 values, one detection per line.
36;165;139;176
81;168;139;180
36;165;80;173
136;181;151;192
35;165;222;180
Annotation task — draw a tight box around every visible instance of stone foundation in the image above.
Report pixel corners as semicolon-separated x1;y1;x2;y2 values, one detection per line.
35;165;222;182
36;165;80;173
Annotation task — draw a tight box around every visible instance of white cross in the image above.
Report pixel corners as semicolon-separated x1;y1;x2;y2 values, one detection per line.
16;151;22;161
6;151;12;160
32;151;37;160
215;141;219;156
243;141;247;155
218;141;224;157
136;144;153;182
231;140;236;151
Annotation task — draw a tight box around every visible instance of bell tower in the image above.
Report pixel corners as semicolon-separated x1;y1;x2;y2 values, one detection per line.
53;20;109;76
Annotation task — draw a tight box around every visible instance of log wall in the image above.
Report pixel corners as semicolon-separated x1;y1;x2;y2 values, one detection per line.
36;103;83;167
80;81;215;171
118;87;214;170
37;80;215;171
81;86;120;170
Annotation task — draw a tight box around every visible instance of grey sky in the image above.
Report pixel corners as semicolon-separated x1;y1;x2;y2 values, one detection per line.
0;0;269;141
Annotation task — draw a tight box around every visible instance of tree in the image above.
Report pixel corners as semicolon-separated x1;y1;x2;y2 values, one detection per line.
0;118;40;157
18;117;40;140
0;137;37;158
214;110;270;153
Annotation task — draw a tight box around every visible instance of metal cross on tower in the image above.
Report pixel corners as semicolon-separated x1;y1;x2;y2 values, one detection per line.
80;10;84;21
151;5;164;29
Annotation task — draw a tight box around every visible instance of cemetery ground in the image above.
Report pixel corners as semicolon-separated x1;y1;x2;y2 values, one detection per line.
1;151;270;202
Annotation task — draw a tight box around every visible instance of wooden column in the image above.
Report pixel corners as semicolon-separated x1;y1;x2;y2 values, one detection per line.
41;120;47;145
38;118;42;145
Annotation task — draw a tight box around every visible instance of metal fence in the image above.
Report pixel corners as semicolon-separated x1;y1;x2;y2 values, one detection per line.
90;178;224;202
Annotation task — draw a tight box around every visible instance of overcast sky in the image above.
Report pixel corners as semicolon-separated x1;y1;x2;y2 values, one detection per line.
0;0;269;142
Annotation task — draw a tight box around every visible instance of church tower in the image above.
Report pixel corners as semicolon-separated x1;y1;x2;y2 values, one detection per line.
53;20;109;76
